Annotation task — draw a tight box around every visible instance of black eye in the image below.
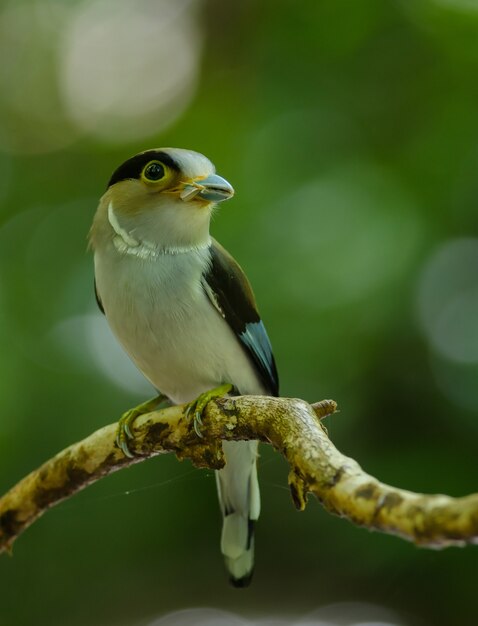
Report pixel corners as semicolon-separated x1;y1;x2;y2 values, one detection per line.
143;161;165;182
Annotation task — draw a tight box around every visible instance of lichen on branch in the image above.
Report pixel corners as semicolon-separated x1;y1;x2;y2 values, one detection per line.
1;395;478;556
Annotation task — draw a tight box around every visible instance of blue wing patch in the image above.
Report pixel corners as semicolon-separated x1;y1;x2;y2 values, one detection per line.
240;322;278;396
203;239;279;397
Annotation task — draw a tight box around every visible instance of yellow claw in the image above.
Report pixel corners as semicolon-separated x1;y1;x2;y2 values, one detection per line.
116;394;169;458
184;384;234;438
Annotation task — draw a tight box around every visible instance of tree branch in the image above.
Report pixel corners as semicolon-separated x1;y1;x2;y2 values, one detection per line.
1;395;478;555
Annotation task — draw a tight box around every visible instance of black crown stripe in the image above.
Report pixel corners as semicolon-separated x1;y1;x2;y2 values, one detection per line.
107;150;180;189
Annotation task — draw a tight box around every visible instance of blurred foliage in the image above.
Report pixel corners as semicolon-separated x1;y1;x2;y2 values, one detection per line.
1;0;478;624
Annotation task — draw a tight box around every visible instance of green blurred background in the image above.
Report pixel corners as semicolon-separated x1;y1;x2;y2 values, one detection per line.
1;0;478;624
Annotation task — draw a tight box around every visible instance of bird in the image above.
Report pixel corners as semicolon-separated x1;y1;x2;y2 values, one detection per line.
89;148;279;587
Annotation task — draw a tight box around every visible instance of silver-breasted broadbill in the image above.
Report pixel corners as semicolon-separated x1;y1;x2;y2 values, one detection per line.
89;148;279;586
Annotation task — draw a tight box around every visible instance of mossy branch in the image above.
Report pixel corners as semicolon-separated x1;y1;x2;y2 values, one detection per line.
1;395;478;555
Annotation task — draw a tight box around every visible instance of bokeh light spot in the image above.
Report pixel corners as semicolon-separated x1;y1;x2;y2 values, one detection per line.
51;312;153;396
0;1;78;153
417;238;478;364
259;160;423;312
59;0;203;142
145;604;405;626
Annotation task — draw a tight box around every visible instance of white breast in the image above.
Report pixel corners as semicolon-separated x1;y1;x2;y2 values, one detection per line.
94;243;264;404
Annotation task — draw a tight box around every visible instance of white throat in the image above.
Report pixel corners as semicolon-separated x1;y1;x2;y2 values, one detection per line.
107;201;211;259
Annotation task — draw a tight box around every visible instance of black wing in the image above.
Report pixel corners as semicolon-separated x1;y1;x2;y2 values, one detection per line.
202;239;279;396
94;279;105;314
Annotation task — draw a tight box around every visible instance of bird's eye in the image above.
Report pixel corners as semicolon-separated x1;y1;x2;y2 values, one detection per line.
142;161;165;182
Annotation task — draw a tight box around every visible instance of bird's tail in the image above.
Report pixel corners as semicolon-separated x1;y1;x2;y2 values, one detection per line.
215;440;260;587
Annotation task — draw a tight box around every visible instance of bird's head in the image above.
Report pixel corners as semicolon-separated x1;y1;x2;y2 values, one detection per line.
90;148;234;254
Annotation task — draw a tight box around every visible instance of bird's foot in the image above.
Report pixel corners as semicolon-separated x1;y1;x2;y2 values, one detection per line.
185;384;234;438
116;394;169;458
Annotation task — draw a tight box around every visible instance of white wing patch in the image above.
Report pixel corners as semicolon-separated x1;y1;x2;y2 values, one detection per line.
202;278;226;319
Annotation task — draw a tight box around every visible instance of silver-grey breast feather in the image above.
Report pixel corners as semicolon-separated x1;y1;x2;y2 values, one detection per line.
94;241;266;584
